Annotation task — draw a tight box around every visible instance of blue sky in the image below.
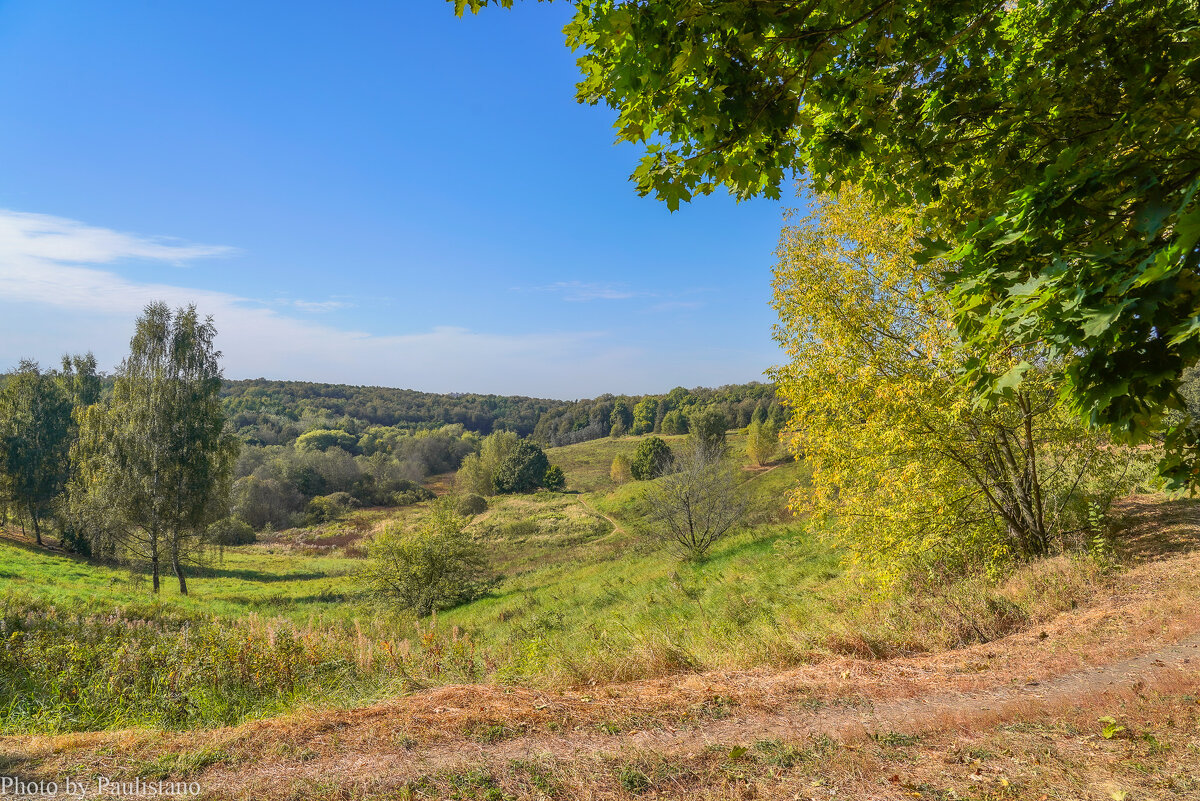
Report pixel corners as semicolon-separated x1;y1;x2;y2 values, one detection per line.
0;0;791;399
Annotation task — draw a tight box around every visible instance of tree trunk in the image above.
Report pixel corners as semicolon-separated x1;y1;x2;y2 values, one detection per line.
173;553;188;596
151;556;160;593
29;506;42;547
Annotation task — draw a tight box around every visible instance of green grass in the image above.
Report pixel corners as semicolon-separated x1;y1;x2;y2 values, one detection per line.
546;432;691;493
0;431;842;734
0;535;364;625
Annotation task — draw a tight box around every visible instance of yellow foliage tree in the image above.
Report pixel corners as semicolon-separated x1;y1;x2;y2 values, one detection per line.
610;453;632;484
745;418;778;467
769;189;1141;582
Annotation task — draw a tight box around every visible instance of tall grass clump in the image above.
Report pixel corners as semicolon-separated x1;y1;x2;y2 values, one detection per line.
0;592;375;733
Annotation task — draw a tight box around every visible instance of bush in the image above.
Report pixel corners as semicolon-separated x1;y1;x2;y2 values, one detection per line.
457;493;488;516
363;502;489;616
306;492;358;524
630;437;673;480
390;487;435;507
492;441;551;494
542;465;566;491
208;517;257;546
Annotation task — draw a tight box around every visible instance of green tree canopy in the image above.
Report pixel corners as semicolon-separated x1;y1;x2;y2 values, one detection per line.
456;430;519;496
0;361;73;545
72;303;239;594
492;440;551;494
456;0;1200;483
631;397;658;435
630;436;673;481
659;409;687;436
295;428;359;453
770;190;1142;580
687;408;728;459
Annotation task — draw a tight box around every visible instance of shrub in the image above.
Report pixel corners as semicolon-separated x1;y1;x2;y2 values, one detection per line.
630;437;673;480
457;493;488;516
492;441;551;494
208;516;256;546
305;492;358;524
542;465;566;491
390;487;435;507
363;501;489;616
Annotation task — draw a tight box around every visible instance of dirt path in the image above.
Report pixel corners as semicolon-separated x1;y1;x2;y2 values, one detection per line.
6;496;1200;799
577;495;625;536
10;551;1198;799
175;630;1198;791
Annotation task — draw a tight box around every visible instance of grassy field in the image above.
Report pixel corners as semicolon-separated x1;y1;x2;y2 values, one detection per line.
0;430;1107;737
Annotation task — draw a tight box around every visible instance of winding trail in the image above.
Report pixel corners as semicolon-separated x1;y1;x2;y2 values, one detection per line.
5;494;1200;799
576;495;625;536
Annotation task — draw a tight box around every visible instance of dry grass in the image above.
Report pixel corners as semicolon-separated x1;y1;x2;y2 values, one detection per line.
5;495;1200;799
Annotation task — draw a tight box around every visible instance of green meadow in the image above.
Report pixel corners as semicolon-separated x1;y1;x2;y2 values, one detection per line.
0;433;848;734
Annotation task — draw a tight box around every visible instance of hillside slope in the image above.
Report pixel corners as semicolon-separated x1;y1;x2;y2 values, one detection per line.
4;497;1198;800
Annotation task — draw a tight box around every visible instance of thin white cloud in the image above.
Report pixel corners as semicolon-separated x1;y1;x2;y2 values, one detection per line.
0;209;236;265
0;209;684;396
276;298;354;313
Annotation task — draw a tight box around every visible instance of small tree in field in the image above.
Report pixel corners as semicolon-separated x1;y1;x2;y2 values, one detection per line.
687;408;729;459
630;437;672;480
610;454;633;483
456;431;519;496
542;464;566;491
492;440;551;494
645;440;748;560
363;501;488;616
745;418;779;467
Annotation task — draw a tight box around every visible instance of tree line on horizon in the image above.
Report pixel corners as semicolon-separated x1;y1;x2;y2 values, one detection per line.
0;305;781;592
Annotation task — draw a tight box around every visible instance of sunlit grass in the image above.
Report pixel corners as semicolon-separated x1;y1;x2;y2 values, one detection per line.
1;430;1097;736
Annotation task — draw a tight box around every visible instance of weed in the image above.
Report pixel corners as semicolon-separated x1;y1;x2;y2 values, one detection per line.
466;722;512;743
618;766;651;794
873;731;922;748
1100;716;1128;739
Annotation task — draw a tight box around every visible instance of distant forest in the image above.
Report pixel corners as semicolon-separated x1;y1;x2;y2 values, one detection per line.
219;378;782;447
0;362;785;540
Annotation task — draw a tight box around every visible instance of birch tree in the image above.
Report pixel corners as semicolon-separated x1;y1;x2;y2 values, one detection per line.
73;303;238;593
